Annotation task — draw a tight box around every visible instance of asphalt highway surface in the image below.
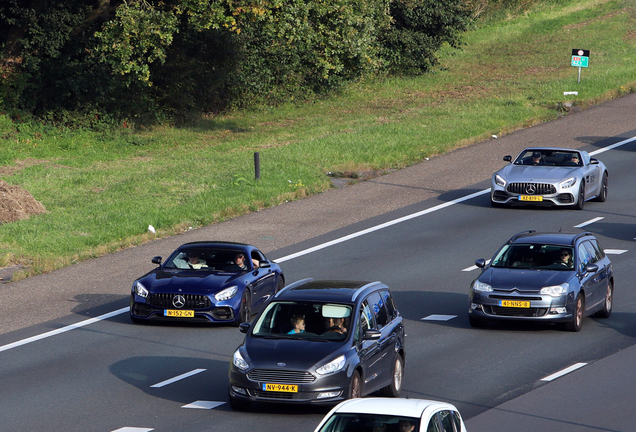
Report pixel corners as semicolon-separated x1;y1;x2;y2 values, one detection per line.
1;94;636;432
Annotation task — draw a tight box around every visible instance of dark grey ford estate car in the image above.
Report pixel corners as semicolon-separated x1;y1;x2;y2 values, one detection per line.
469;231;614;332
228;279;406;409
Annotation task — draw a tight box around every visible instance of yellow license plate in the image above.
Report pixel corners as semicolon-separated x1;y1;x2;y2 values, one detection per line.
519;195;543;202
500;300;530;308
164;309;194;317
263;383;298;393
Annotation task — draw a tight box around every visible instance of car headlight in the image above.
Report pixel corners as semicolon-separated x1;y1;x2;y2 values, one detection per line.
472;280;493;293
540;283;569;297
233;349;249;371
316;355;346;375
495;174;507;187
559;177;576;189
134;281;148;298
215;286;238;301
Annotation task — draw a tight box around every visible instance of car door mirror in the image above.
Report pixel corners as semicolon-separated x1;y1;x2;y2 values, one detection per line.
503;155;512;162
590;158;599;165
259;261;271;269
151;256;162;265
584;263;599;274
475;258;486;268
239;322;251;334
363;329;381;340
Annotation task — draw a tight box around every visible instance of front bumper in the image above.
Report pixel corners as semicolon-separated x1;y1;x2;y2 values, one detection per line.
468;290;575;323
130;294;238;323
228;365;350;405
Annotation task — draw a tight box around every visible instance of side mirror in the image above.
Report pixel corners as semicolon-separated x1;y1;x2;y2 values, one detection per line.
259;261;272;269
475;258;486;268
151;256;162;265
584;263;599;274
590;158;599;165
503;155;512;162
239;322;251;334
363;329;381;340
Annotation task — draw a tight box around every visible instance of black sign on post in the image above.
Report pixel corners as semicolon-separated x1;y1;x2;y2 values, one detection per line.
572;49;590;57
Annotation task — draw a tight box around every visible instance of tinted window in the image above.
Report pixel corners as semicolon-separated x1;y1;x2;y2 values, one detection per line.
577;243;593;272
381;290;397;320
367;292;389;328
438;410;455;432
590;238;606;259
316;414;420;432
582;241;600;263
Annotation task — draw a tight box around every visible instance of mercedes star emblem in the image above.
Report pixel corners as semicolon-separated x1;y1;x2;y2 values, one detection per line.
172;294;186;309
525;184;536;195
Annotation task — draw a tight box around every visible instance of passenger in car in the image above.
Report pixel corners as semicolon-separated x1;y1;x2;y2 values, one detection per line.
287;315;306;334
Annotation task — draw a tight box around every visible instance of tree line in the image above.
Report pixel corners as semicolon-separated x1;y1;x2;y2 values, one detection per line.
1;0;475;125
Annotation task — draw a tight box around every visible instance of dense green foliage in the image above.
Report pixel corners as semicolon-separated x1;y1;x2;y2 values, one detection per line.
1;0;473;123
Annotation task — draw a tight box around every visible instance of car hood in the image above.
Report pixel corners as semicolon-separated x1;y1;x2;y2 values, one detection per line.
480;268;572;291
138;270;241;294
499;165;576;182
244;337;347;370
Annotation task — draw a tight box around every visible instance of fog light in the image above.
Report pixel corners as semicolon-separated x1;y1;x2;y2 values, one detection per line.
231;386;246;395
550;307;567;314
470;303;481;310
317;391;341;399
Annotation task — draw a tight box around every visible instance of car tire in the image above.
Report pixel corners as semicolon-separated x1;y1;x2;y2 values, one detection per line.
233;290;251;327
229;396;251;411
573;183;585;210
594;172;608;202
380;354;404;397
565;293;584;332
594;281;613;318
347;370;362;400
275;278;284;293
469;316;488;328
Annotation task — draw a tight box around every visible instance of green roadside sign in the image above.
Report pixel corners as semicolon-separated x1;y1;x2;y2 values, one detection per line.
571;49;590;68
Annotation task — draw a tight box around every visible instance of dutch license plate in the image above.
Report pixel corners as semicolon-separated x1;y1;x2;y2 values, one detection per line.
263;383;298;393
519;195;543;202
164;309;194;317
499;300;530;308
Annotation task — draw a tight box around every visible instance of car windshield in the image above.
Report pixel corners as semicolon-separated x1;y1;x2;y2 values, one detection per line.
163;247;248;272
513;150;582;167
316;414;420;432
491;244;574;270
252;301;352;341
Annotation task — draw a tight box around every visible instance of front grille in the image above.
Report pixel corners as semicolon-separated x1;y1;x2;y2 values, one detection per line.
490;295;542;301
507;183;556;195
148;293;212;309
249;390;296;400
484;305;548;317
247;369;316;384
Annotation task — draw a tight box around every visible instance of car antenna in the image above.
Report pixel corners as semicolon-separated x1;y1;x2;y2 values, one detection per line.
559;226;563;232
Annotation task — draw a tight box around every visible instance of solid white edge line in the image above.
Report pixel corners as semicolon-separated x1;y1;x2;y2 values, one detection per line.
275;188;491;263
4;137;635;354
0;307;129;353
574;217;604;228
605;249;628;255
150;368;206;388
541;362;587;381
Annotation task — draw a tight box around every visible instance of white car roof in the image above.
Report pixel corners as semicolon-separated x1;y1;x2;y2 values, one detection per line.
332;397;458;417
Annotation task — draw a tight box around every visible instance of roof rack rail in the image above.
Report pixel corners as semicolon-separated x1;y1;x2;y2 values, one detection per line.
572;232;594;245
509;230;536;242
351;281;384;302
274;278;314;298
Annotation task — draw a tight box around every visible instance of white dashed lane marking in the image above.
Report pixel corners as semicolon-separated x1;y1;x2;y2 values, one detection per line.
150;369;206;388
574;217;604;228
541;362;587;382
421;315;457;321
182;401;226;409
111;428;154;432
605;249;628;255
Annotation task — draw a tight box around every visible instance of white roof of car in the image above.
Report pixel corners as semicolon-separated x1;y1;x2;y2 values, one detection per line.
332;397;458;417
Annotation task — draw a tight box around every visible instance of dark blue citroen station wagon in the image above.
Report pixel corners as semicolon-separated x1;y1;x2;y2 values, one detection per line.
469;230;614;332
228;279;406;409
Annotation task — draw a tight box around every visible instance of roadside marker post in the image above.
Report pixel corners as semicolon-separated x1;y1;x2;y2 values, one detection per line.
571;49;590;83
